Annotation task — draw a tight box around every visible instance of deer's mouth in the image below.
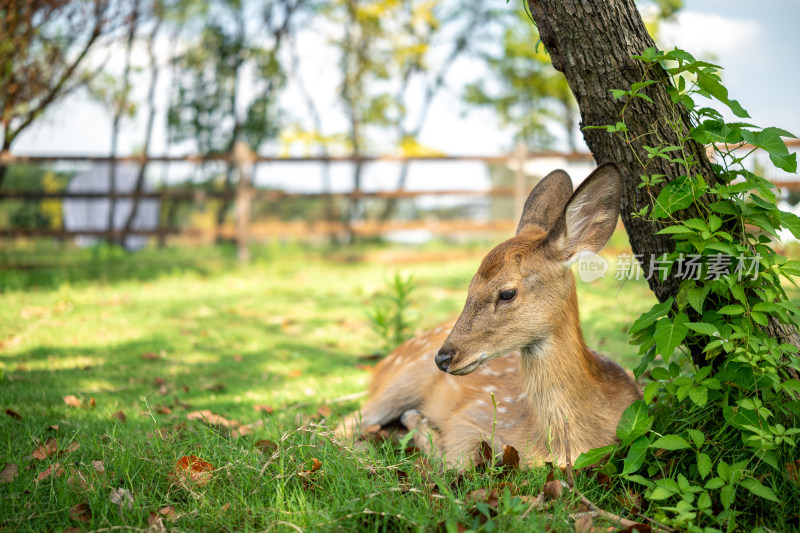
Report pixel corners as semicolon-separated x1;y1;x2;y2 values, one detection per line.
448;353;488;375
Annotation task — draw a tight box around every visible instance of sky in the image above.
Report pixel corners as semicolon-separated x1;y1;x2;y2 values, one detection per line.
11;0;800;193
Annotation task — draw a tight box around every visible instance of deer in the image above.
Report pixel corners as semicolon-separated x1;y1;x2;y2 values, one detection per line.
338;163;641;468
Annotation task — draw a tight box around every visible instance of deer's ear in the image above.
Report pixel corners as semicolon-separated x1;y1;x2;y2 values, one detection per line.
516;169;574;235
547;163;622;264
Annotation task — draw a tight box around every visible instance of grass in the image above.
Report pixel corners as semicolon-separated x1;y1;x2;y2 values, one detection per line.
0;237;659;532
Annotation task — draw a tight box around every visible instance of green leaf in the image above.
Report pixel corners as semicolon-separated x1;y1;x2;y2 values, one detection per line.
650;366;671;381
782;379;800;396
573;444;616;469
650;434;691;451
622;436;649;474
697;453;712;479
651;180;695;219
654;312;689;358
656;225;694;235
616;400;653;446
704;477;725;490
687;322;718;337
688;386;708;407
696;71;749;118
687;285;710;314
718;304;745;316
687;429;705;448
740;478;779;502
630;298;674;334
643;381;659;404
649;487;674;500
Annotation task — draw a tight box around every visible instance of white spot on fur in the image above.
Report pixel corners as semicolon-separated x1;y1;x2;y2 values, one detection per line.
504;396;515;404
481;385;496;393
497;407;507;414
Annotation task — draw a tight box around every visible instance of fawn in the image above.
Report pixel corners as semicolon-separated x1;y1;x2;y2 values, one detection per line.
339;163;640;467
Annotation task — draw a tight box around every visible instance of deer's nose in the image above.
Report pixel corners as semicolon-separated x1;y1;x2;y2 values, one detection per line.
435;347;456;372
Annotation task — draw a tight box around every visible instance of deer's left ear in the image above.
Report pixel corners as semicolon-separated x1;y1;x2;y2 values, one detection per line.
546;163;622;265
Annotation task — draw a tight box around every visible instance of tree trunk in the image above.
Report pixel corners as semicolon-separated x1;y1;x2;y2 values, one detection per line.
526;0;800;355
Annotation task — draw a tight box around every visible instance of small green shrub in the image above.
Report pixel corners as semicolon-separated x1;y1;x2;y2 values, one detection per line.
366;273;418;355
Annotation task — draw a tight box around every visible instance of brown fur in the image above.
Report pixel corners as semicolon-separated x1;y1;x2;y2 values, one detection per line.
338;164;640;468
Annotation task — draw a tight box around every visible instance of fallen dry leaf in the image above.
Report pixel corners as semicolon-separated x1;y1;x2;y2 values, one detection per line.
254;404;274;414
466;488;500;508
171;455;214;486
200;383;225;392
32;437;59;460
307;458;322;473
317;405;332;417
230;419;263;438
0;463;18;483
92;460;105;473
64;395;82;408
47;424;59;432
111;410;127;422
89;397;96;408
159;385;169;396
787;460;800;484
501;444;520;470
62;441;80;455
156;405;172;415
5;408;22;420
35;462;65;482
220;502;230;513
69;502;91;523
154;377;166;386
147;512;165;531
186;410;237;428
158;506;177;521
574;514;593;533
109;488;134;512
255;440;278;454
288;369;302;378
233;354;243;362
142;352;159;360
543;480;564;500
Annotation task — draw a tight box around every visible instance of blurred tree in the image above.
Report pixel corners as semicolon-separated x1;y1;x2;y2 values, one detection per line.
324;0;497;232
167;0;308;241
464;1;682;152
0;0;113;187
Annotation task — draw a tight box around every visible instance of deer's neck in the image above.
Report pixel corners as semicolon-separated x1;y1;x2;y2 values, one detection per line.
519;278;606;460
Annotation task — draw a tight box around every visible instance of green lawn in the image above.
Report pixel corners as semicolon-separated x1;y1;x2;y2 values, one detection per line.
0;239;658;532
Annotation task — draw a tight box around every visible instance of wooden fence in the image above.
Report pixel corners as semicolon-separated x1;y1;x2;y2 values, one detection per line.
1;139;798;262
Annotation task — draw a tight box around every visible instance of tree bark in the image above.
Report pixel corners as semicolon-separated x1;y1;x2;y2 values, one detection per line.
526;0;800;356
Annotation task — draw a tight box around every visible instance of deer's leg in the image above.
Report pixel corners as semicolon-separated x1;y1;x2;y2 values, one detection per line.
337;386;426;439
399;409;440;455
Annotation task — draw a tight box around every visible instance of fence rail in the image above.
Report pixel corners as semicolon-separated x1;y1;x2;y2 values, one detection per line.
2;141;799;259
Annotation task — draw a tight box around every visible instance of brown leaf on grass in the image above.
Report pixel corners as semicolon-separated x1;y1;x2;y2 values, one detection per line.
787;460;800;484
35;462;65;482
32;437;59;460
233;354;243;362
158;385;169;396
288;369;302;378
62;441;80;455
158;506;177;521
255;440;278;454
171;455;214;486
67;468;92;492
111;411;127;422
109;488;134;512
5;408;22;420
230;419;264;438
154;377;166;387
186;409;238;428
466;488;500;508
200;383;225;392
89;397;96;407
142;351;159;360
317;405;332;417
308;458;322;472
254;404;274;414
69;502;91;523
64;395;82;408
501;444;520;470
355;364;375;372
47;424;59;432
147;512;165;531
220;502;230;513
156;405;172;415
0;463;18;483
92;461;105;473
543;480;564;500
574;514;593;533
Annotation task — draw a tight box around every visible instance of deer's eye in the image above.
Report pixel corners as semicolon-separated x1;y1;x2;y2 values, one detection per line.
498;289;517;302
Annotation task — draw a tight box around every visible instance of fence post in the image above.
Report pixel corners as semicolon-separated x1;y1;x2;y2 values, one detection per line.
233;142;254;263
513;141;528;224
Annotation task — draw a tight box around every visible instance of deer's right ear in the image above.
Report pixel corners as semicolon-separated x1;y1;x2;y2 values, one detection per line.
547;163;623;264
516;169;574;235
